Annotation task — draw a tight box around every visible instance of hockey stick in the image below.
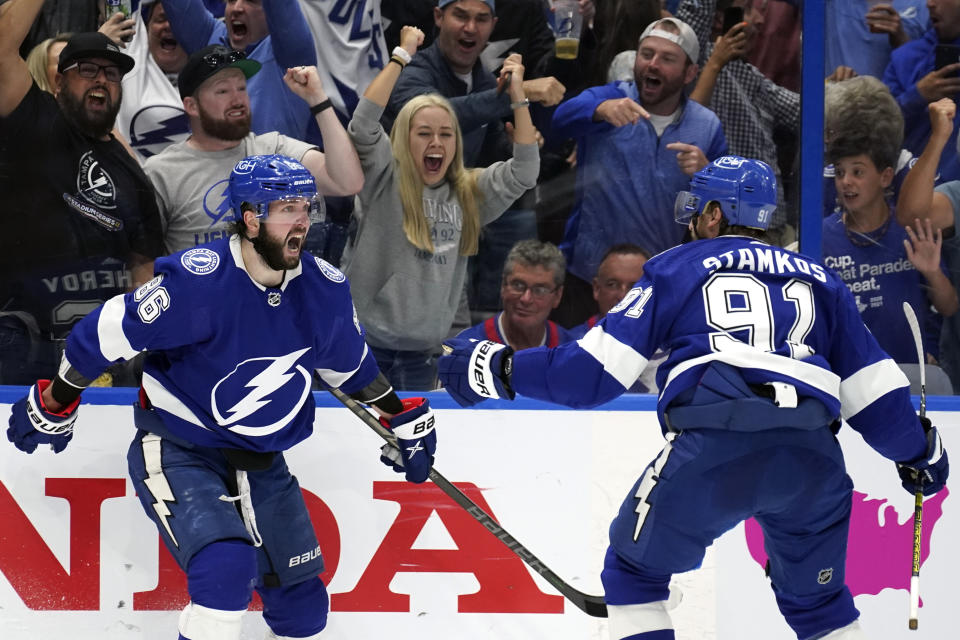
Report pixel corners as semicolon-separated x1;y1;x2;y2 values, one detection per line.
902;301;925;631
327;386;609;618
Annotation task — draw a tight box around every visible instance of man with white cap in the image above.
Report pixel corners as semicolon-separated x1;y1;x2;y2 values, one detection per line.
550;16;727;325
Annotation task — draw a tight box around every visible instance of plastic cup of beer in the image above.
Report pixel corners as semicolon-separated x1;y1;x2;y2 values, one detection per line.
554;0;583;60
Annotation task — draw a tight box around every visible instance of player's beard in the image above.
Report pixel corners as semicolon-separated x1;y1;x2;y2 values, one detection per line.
251;226;301;271
57;84;121;139
198;102;251;141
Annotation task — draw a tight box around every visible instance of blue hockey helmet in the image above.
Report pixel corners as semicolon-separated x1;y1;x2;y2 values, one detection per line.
228;154;325;222
674;156;777;230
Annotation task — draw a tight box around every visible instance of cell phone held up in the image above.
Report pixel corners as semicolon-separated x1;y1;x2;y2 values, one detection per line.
935;44;960;76
105;0;132;19
722;6;744;35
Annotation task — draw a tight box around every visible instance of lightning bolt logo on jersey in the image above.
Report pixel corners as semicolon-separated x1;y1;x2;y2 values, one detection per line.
211;348;313;436
62;236;381;452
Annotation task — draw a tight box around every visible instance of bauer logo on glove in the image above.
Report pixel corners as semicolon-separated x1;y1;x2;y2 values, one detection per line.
438;338;515;407
7;380;80;454
378;397;437;483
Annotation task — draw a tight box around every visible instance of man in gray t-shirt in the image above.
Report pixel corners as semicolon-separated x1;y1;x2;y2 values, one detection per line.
144;45;364;254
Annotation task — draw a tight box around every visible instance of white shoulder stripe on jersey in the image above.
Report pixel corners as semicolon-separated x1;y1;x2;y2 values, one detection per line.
315;344;371;389
663;342;841;400
142;372;209;429
577;327;649;390
98;294;139;362
839;358;909;419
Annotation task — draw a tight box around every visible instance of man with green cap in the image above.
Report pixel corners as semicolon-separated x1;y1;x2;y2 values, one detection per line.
143;44;365;254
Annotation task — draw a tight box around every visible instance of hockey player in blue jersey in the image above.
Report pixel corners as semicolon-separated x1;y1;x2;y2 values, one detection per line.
438;156;949;640
6;154;438;640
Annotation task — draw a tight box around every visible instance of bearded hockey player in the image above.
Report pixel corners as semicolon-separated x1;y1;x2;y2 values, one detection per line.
7;154;437;640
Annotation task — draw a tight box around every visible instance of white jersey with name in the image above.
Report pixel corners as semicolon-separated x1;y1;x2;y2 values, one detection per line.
512;235;924;462
297;0;386;120
115;7;190;162
64;236;380;452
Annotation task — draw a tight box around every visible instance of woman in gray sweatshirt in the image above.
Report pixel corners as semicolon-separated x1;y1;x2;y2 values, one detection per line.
342;26;540;390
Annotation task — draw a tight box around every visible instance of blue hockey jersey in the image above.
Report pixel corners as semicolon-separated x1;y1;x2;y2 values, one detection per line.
512;236;927;463
63;236;381;452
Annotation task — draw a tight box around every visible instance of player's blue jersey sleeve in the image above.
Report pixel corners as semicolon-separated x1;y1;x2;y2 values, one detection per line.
828;281;926;462
310;276;380;396
63;258;216;381
512;270;661;408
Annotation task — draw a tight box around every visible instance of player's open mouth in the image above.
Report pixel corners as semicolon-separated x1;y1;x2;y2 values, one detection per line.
457;38;477;52
231;21;247;37
286;236;303;253
424;153;443;172
160;37;178;50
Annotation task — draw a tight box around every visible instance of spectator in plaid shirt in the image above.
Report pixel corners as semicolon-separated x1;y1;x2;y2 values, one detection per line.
675;0;798;239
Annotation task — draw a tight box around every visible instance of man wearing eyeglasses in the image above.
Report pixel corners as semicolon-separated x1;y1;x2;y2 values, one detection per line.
455;239;574;350
0;0;164;386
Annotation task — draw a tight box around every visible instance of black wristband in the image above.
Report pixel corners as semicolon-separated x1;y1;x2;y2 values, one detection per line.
389;56;407;69
310;99;333;115
50;375;84;407
500;349;515;398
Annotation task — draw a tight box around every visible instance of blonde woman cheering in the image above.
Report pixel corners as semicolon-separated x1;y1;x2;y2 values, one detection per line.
342;25;539;390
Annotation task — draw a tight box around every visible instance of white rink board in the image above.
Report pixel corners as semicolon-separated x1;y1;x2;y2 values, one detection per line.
0;388;956;639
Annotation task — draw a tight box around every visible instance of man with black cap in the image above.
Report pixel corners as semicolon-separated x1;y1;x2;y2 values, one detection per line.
159;0;321;143
0;0;164;386
142;44;363;254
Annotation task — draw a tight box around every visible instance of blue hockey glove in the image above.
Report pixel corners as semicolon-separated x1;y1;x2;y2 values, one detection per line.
437;338;514;407
7;380;80;454
896;417;949;496
378;397;436;483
